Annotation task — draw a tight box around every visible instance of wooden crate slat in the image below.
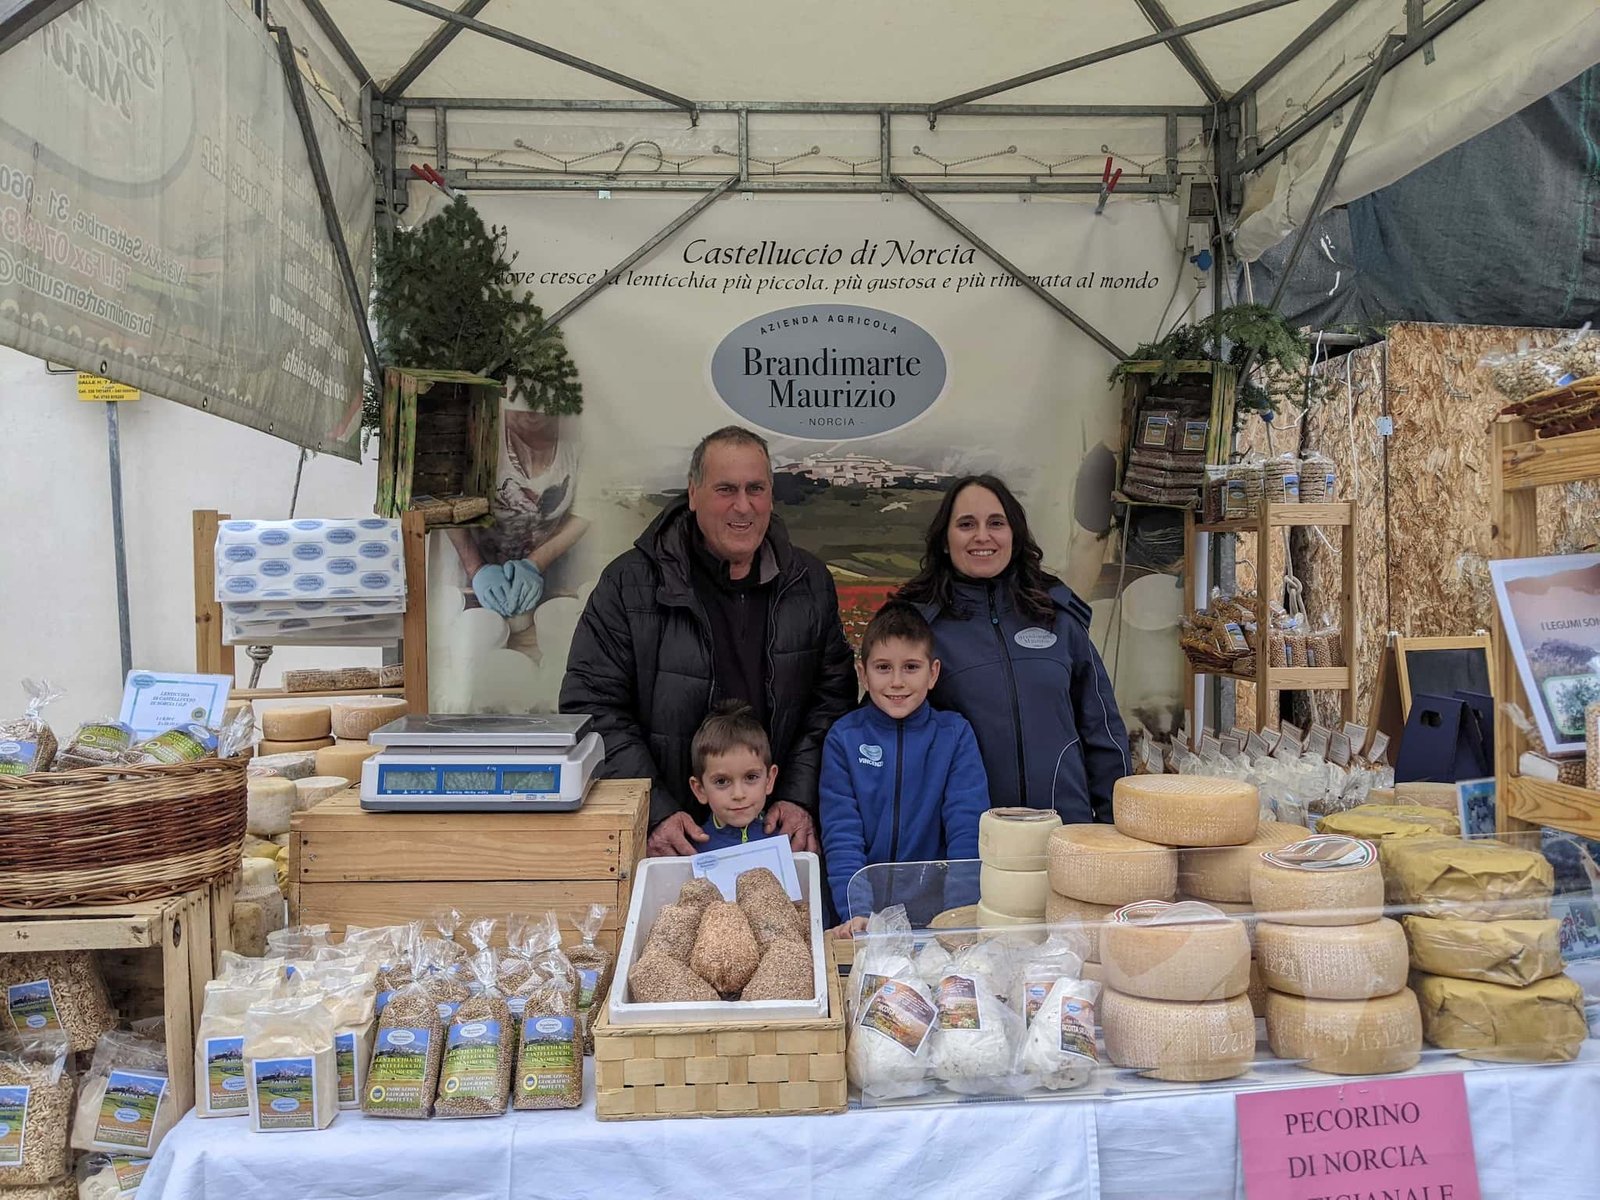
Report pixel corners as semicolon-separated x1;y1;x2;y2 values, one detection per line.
297;829;621;883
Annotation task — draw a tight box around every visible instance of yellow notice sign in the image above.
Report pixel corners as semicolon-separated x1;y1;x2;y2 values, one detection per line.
77;374;139;402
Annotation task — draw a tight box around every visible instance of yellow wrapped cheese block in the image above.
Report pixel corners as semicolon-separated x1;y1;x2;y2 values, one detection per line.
1402;916;1565;986
1393;782;1460;813
1317;804;1459;841
1382;837;1554;920
1413;972;1587;1062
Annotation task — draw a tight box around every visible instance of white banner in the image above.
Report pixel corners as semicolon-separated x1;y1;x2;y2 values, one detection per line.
427;193;1193;736
0;0;373;458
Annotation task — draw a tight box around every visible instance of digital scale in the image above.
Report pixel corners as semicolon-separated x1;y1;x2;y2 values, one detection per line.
359;713;605;813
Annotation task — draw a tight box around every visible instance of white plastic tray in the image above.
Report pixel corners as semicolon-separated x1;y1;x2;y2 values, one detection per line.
607;851;828;1025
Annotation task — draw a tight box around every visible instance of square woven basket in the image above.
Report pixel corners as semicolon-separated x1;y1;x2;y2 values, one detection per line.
591;941;847;1120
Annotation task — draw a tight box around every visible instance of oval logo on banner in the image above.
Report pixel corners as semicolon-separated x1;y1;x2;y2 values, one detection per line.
710;305;946;440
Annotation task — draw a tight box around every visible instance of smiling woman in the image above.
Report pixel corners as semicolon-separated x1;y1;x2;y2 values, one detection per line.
897;475;1130;825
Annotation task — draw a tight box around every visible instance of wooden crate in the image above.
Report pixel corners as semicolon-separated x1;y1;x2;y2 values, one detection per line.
376;367;501;524
0;882;232;1113
591;942;847;1121
289;779;648;957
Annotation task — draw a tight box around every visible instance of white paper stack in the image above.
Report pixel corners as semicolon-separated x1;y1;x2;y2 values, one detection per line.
214;518;407;645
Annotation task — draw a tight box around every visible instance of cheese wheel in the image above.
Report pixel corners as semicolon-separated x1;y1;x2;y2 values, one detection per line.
315;741;382;785
978;807;1063;870
1401;916;1564;987
1180;895;1258;947
1265;990;1422;1075
1178;820;1304;902
260;705;332;742
1250;836;1383;925
978;864;1049;917
240;856;277;890
259;736;335;756
328;696;409;740
1413;972;1587;1063
1393;782;1460;813
1254;919;1409;1000
974;901;1045;939
1047;825;1176;906
248;751;318;781
1101;989;1255;1082
1100;901;1251;1001
1044;892;1117;961
1113;775;1259;847
246;776;297;837
293;775;350;812
1247;959;1267;1017
929;905;980;953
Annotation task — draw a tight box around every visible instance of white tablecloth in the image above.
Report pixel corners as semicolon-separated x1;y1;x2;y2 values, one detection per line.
140;1054;1600;1200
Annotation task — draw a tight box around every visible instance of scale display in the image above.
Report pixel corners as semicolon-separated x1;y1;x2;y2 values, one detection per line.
376;762;562;796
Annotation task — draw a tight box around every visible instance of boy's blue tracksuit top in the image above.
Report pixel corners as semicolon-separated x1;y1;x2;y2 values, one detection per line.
819;699;989;919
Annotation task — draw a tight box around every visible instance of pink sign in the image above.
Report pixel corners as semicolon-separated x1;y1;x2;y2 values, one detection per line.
1237;1073;1481;1200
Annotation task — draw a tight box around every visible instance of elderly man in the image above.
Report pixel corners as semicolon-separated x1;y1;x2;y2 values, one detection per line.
560;426;856;857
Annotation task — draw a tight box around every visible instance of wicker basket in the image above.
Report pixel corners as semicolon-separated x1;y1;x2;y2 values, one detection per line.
0;758;247;908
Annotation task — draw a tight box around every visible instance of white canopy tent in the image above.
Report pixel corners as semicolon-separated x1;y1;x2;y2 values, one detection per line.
258;0;1600;276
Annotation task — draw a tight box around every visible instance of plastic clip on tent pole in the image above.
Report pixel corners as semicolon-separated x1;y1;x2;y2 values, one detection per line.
1096;156;1122;216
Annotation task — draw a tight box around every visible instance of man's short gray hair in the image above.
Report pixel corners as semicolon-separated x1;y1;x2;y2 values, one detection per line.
687;426;772;487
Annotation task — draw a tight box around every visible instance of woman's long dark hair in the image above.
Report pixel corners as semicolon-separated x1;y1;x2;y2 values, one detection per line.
897;475;1059;626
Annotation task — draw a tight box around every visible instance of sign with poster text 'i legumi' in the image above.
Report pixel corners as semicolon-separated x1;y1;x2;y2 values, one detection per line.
1237;1074;1480;1200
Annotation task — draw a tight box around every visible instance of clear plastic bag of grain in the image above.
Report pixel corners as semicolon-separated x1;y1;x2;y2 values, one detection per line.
265;925;333;960
434;951;514;1118
426;908;471;972
0;1032;73;1185
75;1153;151;1200
128;722;217;766
510;932;583;1110
5;1175;75;1200
70;1032;175;1157
566;906;613;1056
1;951;115;1053
1264;454;1300;503
0;678;63;775
1298;453;1336;502
362;974;444;1119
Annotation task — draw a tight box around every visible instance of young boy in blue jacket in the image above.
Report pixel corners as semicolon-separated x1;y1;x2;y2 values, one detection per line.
820;601;989;928
691;702;780;851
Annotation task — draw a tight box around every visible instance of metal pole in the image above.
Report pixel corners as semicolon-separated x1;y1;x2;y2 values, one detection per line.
928;0;1300;115
1132;0;1222;103
296;0;373;87
1266;34;1398;310
893;176;1129;360
271;26;382;388
0;0;86;56
544;176;739;330
442;173;1174;195
1234;0;1362;103
387;0;492;97
397;97;1209;117
104;402;133;679
374;0;699;119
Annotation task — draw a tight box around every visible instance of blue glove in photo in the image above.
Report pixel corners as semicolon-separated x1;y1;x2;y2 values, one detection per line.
503;558;545;615
472;563;515;617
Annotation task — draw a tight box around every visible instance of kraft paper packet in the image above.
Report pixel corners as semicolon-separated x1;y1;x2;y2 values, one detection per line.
1317;804;1458;841
1402;916;1565;987
1381;837;1554;921
1413;971;1587;1063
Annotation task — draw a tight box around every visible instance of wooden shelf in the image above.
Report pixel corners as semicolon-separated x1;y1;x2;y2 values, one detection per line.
231;685;406;701
1498;426;1600;491
1193;502;1353;534
1196;666;1352;689
1503;775;1600;840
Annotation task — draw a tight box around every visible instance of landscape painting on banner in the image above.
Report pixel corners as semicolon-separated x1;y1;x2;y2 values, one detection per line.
427;192;1195;741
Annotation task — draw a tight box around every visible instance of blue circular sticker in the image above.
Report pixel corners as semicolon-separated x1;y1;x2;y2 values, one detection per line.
258;529;290;547
292;543;325;561
260;560;292;578
386;1030;415;1047
130;672;156;689
360;573;392;591
113;1108;140;1125
224;577;257;595
358;541;390;560
222;521;256;532
293;575;325;593
222;1077;246;1092
270;1097;300;1113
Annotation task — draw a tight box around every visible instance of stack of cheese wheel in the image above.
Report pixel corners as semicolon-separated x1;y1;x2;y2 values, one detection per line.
1252;834;1422;1074
1099;899;1255;1081
1177;817;1304;1016
258;704;335;756
1384;836;1585;1062
976;808;1062;930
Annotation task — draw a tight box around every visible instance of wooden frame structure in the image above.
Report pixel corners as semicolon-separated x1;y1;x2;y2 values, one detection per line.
1185;499;1357;735
192;509;429;711
1490;420;1600;839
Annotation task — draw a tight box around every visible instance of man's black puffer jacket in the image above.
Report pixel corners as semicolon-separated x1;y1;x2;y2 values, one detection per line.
559;497;857;828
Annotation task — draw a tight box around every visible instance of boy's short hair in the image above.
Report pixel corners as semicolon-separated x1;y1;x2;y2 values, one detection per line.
690;701;773;777
860;600;936;662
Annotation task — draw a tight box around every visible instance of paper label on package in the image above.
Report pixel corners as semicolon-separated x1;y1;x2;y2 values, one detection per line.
1246;732;1272;759
334;1032;359;1105
1058;993;1097;1058
0;740;40;775
517;1016;576;1098
251;1056;318;1131
1369;732;1391;764
95;1070;168;1150
859;980;935;1056
442;1020;504;1101
366;1027;431;1113
204;1036;247;1112
856;972;890;1009
6;979;61;1033
935;975;981;1030
577;968;600;1011
1328;732;1353;767
1306;727;1331;759
0;1085;27;1165
110;1157;148;1195
1022;977;1060;1024
1181;419;1208;452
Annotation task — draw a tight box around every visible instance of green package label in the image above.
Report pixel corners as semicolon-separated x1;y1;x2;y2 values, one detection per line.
204;1036;247;1112
440;1020;503;1101
6;979;62;1033
0;1085;27;1166
252;1057;318;1131
95;1070;167;1151
0;739;38;775
111;1156;148;1194
577;968;599;1012
366;1027;431;1113
517;1015;575;1097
